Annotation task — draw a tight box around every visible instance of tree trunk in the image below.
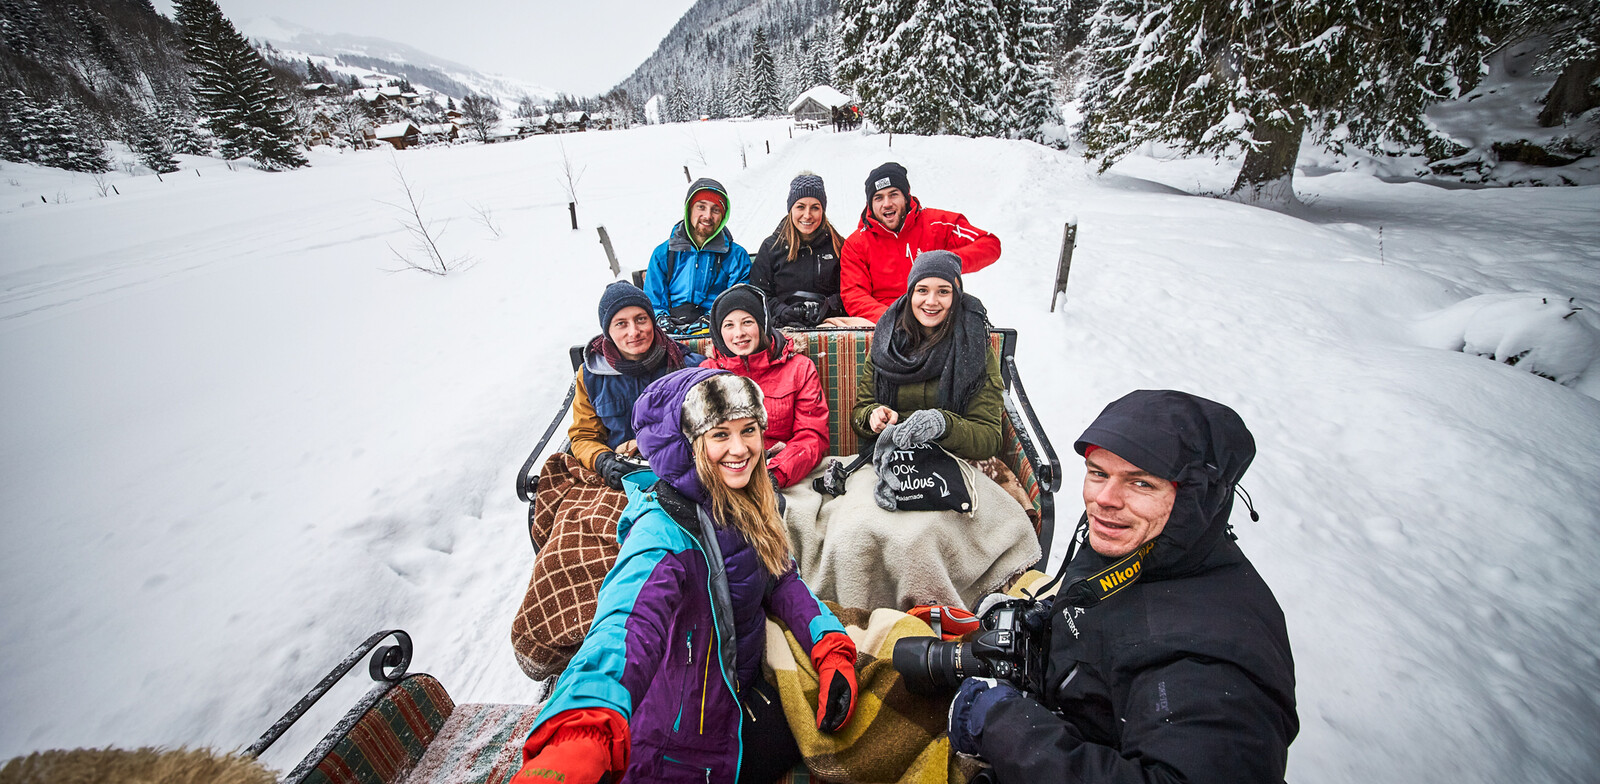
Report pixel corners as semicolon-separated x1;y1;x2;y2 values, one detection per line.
1538;58;1600;127
1230;121;1304;206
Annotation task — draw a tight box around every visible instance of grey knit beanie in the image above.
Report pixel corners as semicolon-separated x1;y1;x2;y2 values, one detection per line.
787;172;827;211
597;281;654;331
907;250;963;290
681;373;767;442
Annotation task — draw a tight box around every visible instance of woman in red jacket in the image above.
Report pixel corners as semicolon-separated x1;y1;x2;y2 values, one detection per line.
701;284;829;488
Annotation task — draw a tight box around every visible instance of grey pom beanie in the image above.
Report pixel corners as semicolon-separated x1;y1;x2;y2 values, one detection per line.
787;172;827;211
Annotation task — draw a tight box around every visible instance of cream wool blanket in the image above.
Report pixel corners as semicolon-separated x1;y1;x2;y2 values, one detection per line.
783;460;1040;611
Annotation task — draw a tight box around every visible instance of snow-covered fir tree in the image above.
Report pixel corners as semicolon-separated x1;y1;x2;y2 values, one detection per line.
126;106;180;173
750;28;783;116
0;89;111;172
155;96;210;156
729;63;754;117
995;0;1060;145
35;98;111;172
1078;0;1500;204
173;0;306;170
864;0;1007;135
0;88;34;163
838;0;1060;138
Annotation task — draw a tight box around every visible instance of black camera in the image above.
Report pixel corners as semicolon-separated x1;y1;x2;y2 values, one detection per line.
892;598;1053;697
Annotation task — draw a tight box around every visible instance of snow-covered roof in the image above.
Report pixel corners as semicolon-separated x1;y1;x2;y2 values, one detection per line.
788;84;852;113
552;111;589;124
418;124;455;135
374;122;417;138
378;86;404;97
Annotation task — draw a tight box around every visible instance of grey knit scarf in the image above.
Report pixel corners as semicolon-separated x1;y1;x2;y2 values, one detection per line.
871;292;990;414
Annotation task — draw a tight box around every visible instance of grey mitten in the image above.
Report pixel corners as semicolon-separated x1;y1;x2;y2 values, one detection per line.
892;409;948;449
873;424;904;511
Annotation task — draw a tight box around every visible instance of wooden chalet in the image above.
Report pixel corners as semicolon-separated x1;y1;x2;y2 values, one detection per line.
788;85;852;126
374;121;421;150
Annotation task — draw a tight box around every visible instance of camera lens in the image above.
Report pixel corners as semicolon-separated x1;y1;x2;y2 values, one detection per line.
892;637;988;696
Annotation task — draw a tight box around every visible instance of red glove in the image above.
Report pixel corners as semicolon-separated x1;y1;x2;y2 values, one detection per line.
515;708;628;784
812;633;858;732
513;732;608;784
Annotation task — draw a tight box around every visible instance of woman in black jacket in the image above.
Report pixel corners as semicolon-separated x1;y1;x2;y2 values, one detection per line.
752;172;874;329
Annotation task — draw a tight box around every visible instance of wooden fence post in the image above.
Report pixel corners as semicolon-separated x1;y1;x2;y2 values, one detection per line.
597;226;620;276
1049;219;1079;313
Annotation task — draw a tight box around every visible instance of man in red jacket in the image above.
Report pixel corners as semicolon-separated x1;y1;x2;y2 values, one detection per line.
839;161;1002;322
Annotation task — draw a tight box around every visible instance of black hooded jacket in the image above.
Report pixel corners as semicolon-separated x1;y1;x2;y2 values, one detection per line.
978;390;1298;783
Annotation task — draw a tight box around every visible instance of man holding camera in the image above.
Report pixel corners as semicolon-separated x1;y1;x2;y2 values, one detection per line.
946;390;1298;782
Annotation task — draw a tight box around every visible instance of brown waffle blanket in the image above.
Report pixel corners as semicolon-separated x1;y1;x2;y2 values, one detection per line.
510;452;627;681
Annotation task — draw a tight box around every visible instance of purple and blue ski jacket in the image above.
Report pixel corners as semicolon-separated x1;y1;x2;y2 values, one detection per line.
529;367;845;783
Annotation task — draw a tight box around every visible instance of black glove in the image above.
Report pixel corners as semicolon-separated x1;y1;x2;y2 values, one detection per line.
795;300;823;327
768;300;796;328
594;452;630;490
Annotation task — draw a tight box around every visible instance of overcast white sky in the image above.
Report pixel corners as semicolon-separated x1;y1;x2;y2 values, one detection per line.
154;0;700;95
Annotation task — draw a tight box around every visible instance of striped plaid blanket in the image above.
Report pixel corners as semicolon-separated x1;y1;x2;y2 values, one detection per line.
764;604;980;784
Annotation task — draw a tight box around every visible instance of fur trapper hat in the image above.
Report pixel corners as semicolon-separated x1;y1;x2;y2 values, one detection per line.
681;373;767;441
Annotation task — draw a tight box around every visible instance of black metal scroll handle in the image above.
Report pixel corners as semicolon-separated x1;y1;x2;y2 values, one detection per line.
246;629;413;758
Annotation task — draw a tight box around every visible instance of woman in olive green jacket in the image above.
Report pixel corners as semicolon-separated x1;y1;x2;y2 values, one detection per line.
851;250;1003;461
808;250;1038;611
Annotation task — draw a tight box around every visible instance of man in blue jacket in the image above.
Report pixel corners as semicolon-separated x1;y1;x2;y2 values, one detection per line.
644;177;752;335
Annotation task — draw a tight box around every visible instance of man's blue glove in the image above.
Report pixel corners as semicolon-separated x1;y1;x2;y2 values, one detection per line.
948;677;1023;757
891;409;948;449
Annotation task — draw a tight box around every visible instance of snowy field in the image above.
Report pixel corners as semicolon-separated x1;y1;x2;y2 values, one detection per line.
2;117;1598;783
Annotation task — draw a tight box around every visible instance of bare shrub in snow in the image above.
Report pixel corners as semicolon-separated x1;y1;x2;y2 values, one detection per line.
380;157;467;275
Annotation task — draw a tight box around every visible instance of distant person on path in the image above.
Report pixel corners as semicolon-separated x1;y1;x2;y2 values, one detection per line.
839;162;1001;322
945;390;1298;783
752;172;873;329
700;284;830;488
644;177;752;335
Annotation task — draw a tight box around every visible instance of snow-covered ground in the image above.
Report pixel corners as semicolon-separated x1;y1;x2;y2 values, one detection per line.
3;117;1598;783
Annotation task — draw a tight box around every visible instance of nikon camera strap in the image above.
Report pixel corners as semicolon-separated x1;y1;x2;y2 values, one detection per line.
1027;515;1157;634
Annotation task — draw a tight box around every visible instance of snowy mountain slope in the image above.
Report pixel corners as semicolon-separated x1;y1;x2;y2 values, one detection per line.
240;15;555;102
2;122;1598;782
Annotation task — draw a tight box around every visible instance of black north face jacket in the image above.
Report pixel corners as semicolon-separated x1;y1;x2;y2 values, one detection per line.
978;390;1298;783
